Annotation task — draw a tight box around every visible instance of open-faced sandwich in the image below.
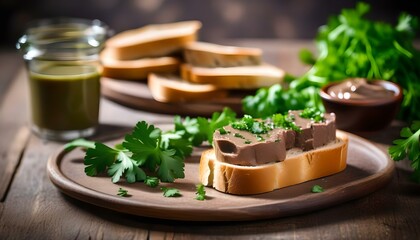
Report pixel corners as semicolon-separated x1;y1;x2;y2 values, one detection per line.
199;109;348;195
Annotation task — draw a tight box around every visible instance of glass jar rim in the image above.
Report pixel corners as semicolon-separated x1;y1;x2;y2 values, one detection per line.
23;17;110;41
17;17;111;60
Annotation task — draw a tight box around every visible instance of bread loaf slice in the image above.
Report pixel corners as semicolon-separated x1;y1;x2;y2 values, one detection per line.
183;41;262;67
148;73;229;102
100;49;180;80
181;63;285;89
105;21;202;60
199;131;348;195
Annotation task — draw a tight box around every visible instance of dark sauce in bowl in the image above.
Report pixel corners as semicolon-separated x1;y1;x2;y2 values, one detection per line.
327;78;395;102
320;78;403;132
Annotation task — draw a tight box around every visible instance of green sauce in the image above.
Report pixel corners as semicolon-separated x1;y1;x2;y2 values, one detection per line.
29;65;100;131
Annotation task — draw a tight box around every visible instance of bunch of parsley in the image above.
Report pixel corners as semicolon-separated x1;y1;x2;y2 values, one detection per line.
65;108;236;185
243;2;420;122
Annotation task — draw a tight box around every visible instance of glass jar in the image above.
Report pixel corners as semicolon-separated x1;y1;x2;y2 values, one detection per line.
16;18;109;141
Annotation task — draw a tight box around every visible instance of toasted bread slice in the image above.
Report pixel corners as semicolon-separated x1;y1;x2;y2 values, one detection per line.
183;41;262;67
181;63;285;89
105;21;202;60
148;73;228;102
100;51;180;80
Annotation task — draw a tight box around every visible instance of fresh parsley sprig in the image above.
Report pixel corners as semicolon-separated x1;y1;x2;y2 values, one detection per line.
388;121;420;182
122;121;186;183
65;121;186;184
65;107;237;185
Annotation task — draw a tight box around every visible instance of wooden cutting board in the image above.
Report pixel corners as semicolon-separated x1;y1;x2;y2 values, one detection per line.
47;129;394;221
101;78;251;116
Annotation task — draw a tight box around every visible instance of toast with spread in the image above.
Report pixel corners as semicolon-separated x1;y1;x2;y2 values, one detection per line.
199;110;348;195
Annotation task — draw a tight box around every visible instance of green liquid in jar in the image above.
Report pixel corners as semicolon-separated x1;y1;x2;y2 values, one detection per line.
29;65;100;131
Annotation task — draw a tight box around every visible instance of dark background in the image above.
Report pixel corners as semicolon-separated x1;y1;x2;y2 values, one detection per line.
1;0;419;49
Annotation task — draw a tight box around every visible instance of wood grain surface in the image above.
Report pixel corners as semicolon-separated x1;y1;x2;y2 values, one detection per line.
1;41;419;239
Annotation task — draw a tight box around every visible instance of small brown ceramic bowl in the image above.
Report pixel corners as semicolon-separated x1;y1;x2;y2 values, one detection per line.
320;79;403;132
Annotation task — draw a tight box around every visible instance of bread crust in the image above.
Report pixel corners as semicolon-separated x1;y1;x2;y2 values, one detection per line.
199;131;349;195
181;63;285;89
100;53;180;80
105;21;202;60
183;42;262;67
148;73;228;102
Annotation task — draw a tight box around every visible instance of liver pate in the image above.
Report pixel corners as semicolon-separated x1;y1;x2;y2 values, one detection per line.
213;125;286;166
213;110;337;166
289;110;336;151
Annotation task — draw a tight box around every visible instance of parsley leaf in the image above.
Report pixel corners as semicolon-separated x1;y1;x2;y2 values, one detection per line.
311;185;324;193
174;116;207;146
123;121;185;182
161;130;193;158
161;187;182;197
117;187;129;197
84;142;118;176
174;107;236;145
388;121;420;182
145;176;159;188
195;184;206;201
206;108;237;143
157;149;185;182
123;121;161;170
107;151;146;183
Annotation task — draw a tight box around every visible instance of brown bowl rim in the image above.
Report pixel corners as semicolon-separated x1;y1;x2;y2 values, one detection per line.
320;79;403;106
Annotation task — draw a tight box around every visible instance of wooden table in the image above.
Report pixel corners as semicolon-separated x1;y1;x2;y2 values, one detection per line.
1;40;419;239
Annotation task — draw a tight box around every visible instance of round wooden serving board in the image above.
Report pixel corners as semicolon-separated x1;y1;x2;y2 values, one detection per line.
47;130;394;221
101;78;249;117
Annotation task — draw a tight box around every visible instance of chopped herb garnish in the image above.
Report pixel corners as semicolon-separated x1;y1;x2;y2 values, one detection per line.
117;187;129;197
144;176;159;188
300;108;325;122
231;115;251;130
311;185;324;193
195;184;206;201
271;113;301;132
231;115;272;134
234;133;245;139
256;135;265;141
161;187;182;197
244;140;252;144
